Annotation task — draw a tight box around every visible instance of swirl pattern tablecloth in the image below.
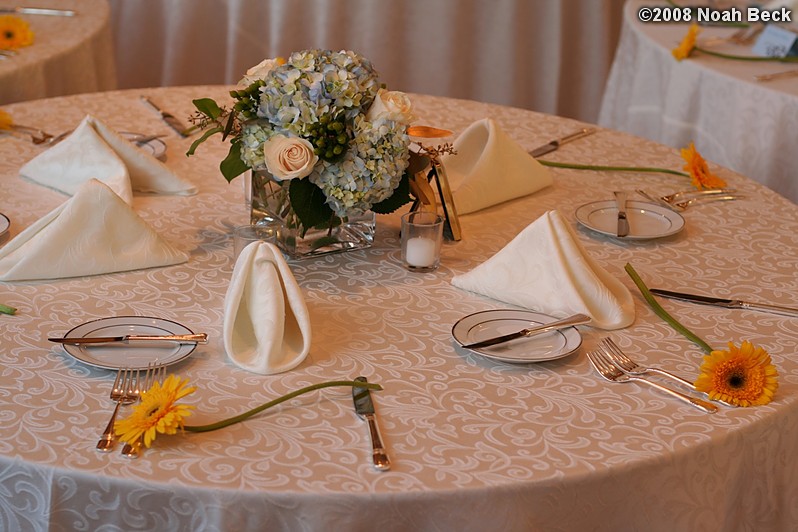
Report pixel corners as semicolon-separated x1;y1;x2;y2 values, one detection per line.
1;87;797;531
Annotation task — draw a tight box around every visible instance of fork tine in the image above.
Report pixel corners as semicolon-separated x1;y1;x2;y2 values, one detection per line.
599;338;636;372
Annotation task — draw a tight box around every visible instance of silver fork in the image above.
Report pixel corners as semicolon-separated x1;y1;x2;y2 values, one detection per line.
586;350;718;413
672;195;741;209
600;338;694;388
121;364;167;458
96;368;139;452
10;125;55;144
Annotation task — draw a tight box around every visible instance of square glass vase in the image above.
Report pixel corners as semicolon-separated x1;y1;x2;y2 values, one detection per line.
249;171;376;260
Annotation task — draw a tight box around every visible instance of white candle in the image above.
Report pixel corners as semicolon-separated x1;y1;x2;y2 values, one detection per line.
405;236;437;268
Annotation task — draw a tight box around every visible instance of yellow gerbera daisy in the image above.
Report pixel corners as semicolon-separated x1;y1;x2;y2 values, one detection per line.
672;23;699;61
680;142;727;189
0;109;12;131
115;374;196;448
694;341;778;407
0;15;34;51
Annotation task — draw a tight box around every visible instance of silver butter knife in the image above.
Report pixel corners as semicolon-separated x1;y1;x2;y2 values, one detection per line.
49;333;208;345
353;376;391;471
461;313;591;349
528;127;596;158
613;191;630;237
0;7;76;15
140;96;190;137
650;289;798;318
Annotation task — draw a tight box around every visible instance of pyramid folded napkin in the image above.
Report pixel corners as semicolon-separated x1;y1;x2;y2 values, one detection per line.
0;179;189;281
223;241;312;375
441;118;553;215
451;210;635;329
19;115;197;204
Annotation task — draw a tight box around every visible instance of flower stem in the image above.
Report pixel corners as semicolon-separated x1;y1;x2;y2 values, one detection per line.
0;303;16;315
695;47;798;63
624;263;714;354
183;380;382;433
537;160;689;178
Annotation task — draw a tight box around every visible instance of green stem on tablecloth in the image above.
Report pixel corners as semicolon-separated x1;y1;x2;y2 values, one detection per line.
625;263;714;354
694;47;798;63
0;303;16;315
183;380;382;433
537;160;690;178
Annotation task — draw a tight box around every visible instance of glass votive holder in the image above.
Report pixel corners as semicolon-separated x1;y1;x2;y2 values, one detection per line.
401;211;444;272
232;224;275;260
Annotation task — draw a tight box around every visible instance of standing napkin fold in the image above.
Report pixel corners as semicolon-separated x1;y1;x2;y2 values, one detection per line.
223;242;312;375
451;210;635;330
18;115;197;204
0;179;189;281
441;118;553;215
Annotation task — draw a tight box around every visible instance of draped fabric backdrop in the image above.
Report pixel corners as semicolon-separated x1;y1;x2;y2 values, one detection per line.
107;0;626;123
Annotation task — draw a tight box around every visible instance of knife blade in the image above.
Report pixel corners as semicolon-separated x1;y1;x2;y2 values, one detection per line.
650;289;798;318
461;313;591;350
49;333;208;345
613;191;630;237
140;96;190;137
352;376;391;471
528;127;596;158
0;7;76;15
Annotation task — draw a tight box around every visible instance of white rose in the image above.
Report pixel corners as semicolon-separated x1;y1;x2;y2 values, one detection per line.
262;135;319;181
238;57;283;86
366;89;414;125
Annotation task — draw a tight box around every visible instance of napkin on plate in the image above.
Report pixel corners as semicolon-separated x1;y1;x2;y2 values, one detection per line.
18;115;197;204
441;118;553;215
223;241;312;375
0;179;189;281
451;210;635;329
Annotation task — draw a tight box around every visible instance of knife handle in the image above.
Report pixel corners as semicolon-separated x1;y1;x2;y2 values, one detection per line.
741;302;798;317
128;333;208;343
364;413;391;470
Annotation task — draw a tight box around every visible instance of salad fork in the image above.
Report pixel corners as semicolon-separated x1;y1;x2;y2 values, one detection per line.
121;364;167;458
599;338;694;388
586;350;718;413
96;368;139;452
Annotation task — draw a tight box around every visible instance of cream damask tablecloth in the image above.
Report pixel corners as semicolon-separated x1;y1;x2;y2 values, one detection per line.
1;87;797;531
0;0;116;105
599;0;798;203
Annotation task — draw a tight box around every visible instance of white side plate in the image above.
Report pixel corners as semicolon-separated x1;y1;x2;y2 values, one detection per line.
59;316;198;370
575;200;685;240
0;212;9;238
452;309;583;363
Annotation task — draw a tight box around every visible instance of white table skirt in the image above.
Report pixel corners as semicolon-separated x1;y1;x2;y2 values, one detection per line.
107;0;625;122
0;0;116;105
1;87;798;531
599;0;798;203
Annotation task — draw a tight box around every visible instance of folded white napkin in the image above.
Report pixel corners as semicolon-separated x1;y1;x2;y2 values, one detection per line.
0;179;189;281
19;115;197;204
441;118;553;215
223;241;312;375
451;210;635;330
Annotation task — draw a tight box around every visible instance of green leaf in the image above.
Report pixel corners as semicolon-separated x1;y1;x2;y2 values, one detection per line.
185;126;223;157
309;236;341;251
221;111;236;140
288;178;333;231
220;140;249;182
192;98;223;119
371;172;412;214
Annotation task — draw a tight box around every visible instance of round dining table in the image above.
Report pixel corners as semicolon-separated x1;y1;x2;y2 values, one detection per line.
0;0;116;105
599;0;798;204
1;86;797;531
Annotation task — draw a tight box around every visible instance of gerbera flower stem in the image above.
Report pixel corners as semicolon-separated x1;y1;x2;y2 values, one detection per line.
695;47;798;63
624;263;714;354
538;160;689;178
183;380;382;433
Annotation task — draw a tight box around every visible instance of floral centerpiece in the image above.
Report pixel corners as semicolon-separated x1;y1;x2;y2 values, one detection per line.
188;49;416;258
0;15;34;51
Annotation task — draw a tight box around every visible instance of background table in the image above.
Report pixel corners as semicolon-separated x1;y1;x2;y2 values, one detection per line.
0;0;116;105
1;87;798;531
599;0;798;203
107;0;625;123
